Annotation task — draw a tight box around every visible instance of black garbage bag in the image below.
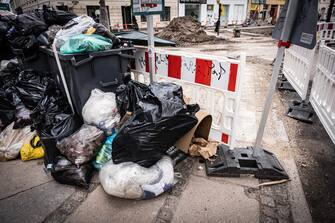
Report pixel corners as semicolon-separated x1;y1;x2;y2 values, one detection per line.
13;104;32;129
32;95;82;168
0;19;13;60
42;8;76;26
0;20;8;46
149;82;188;117
44;25;62;45
0;93;15;131
14;13;48;36
52;156;94;188
15;70;48;109
113;81;199;167
8;35;39;56
31;95;81;138
115;78;152;117
0;60;21;87
92;23;121;47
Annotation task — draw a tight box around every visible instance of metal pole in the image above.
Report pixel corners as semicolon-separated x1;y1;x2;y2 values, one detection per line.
147;14;155;83
52;41;75;113
254;0;299;149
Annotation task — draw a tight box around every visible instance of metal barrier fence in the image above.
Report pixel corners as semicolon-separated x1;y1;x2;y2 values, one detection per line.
310;43;335;144
131;47;246;150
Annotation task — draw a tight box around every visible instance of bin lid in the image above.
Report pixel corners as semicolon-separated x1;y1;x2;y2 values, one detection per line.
115;31;176;47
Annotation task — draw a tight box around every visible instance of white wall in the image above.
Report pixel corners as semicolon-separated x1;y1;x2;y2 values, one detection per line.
179;0;248;26
179;3;185;17
200;4;207;25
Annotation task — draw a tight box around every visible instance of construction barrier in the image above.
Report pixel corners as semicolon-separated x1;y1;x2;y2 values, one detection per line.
132;47;245;149
310;43;335;144
282;44;316;100
282;22;335;101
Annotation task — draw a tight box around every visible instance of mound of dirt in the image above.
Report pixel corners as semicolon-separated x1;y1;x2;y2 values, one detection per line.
156;16;217;45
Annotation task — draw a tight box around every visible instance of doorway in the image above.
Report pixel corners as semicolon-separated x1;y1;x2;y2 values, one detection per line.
185;4;200;22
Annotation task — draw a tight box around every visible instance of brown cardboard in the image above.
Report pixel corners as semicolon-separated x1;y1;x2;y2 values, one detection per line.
174;110;212;153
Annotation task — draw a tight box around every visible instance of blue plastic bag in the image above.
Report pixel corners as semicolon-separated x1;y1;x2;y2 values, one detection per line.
93;131;117;170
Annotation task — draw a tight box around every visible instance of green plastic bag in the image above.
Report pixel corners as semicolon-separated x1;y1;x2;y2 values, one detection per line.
60;34;113;54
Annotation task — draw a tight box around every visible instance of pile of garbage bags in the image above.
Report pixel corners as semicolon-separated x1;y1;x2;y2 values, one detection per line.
0;7;76;59
0;7;122;60
0;8;202;200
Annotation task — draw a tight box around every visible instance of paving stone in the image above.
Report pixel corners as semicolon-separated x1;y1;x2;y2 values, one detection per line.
262;206;277;219
0;159;52;199
156;207;173;221
260;215;278;223
0;181;75;223
66;186;166;223
261;195;276;207
172;176;259;223
274;194;289;206
276;205;291;219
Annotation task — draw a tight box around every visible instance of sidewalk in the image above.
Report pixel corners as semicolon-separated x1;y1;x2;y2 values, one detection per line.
0;31;312;223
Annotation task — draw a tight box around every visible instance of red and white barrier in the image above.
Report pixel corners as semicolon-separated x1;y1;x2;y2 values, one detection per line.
132;47;245;149
310;43;335;144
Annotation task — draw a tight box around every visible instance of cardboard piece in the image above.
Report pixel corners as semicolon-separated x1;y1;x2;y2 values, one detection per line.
188;138;219;160
174;110;212;153
197;141;219;160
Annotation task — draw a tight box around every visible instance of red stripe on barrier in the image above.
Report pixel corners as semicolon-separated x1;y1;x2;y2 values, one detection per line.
328;23;334;30
145;51;149;73
168;55;181;79
228;63;238;92
221;133;229;144
195;58;212;86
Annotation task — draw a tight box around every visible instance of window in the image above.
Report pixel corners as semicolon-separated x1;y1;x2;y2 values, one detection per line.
207;4;214;11
160;7;170;21
141;15;146;22
86;5;110;23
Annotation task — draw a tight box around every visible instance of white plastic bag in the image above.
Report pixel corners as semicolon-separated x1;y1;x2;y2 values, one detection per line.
55;15;96;48
82;89;120;131
99;156;174;199
0;123;35;161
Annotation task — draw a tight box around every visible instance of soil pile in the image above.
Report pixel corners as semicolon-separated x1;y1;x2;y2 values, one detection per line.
157;16;217;45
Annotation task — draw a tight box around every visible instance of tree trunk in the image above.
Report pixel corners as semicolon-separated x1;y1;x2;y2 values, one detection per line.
99;0;110;29
326;0;335;22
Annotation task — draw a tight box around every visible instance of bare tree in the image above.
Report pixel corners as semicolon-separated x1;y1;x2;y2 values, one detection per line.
99;0;110;29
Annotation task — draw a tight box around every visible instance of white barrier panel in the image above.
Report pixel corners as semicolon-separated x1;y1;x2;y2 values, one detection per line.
310;43;335;144
282;22;335;101
282;45;316;100
132;47;245;149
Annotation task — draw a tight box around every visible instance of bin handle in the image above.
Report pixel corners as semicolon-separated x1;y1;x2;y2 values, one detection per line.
118;52;135;59
71;51;135;67
71;54;94;67
99;79;119;87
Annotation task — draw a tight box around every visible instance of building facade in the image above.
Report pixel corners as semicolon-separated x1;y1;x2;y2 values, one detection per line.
178;0;248;26
248;0;285;24
10;0;179;29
